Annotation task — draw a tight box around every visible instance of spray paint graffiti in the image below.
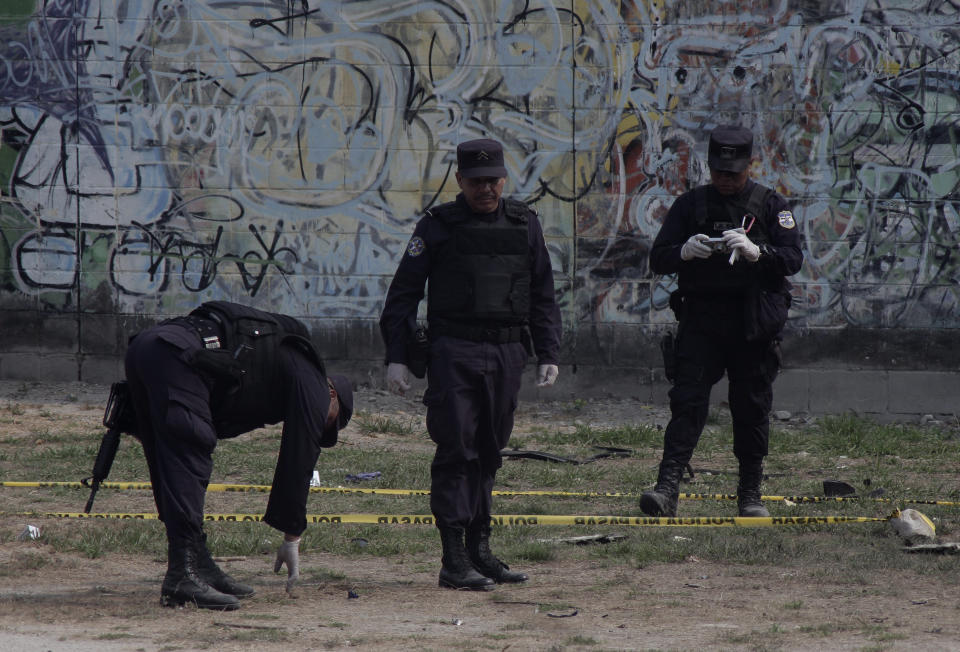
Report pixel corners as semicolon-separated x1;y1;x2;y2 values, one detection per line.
1;0;959;335
578;0;960;329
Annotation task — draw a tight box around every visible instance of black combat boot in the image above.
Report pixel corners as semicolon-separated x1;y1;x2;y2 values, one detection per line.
737;460;770;517
437;527;495;591
161;541;240;610
194;533;255;598
639;462;684;517
466;524;528;584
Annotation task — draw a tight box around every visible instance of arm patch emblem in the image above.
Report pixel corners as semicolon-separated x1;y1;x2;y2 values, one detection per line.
406;236;426;257
777;211;796;229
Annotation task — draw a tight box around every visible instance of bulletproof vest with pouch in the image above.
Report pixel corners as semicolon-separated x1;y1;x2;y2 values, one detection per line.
427;198;532;324
190;301;324;437
680;181;773;294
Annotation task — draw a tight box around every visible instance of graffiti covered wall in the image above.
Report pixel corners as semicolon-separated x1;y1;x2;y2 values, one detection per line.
1;0;959;387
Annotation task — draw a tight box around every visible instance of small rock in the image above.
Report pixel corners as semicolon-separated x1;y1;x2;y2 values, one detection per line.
773;410;791;421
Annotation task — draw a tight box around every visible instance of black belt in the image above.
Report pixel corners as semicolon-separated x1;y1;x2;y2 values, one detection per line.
430;321;527;344
173;315;223;350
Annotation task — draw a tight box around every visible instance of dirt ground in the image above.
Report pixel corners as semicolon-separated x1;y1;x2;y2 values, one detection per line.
1;380;959;652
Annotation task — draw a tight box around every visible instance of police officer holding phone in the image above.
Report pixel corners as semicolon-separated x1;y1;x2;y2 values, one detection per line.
379;138;561;590
644;125;803;518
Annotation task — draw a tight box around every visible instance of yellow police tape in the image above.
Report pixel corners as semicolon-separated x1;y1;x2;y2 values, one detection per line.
0;511;894;526
2;480;958;507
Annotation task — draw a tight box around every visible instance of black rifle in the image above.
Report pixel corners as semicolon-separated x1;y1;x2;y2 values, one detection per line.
83;381;138;513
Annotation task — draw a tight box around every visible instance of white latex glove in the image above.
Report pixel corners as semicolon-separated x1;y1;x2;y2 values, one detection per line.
273;538;300;594
536;364;559;387
680;233;712;260
386;362;411;395
722;229;760;263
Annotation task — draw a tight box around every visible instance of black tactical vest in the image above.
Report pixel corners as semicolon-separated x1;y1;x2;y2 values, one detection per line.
426;198;532;325
693;181;773;241
678;181;774;294
189;301;324;436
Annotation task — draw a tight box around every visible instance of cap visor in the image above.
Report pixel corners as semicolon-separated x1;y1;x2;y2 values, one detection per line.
458;165;507;179
708;155;749;173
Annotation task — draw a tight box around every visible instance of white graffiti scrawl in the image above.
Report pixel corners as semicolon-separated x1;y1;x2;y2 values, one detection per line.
1;0;959;331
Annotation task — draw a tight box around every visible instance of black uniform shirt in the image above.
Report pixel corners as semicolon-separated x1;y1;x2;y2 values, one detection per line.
380;194;561;366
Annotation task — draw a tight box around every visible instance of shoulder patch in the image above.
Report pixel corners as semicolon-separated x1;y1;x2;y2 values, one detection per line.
406;236;425;257
777;210;796;229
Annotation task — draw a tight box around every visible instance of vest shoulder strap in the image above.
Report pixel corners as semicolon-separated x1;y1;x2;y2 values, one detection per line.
741;182;773;219
503;198;532;224
424;201;460;224
694;185;709;228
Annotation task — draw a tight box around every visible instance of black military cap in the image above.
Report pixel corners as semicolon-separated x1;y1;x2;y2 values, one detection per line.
708;125;753;172
325;374;354;436
456;138;508;178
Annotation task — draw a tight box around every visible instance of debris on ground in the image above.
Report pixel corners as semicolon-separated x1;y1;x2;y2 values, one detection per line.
536;533;627;545
890;508;936;542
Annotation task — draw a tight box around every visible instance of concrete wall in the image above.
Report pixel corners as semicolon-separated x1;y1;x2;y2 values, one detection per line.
1;0;958;416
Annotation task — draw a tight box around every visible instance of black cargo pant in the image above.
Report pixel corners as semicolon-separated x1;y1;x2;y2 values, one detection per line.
661;297;781;469
125;323;217;546
423;336;527;530
125;323;328;543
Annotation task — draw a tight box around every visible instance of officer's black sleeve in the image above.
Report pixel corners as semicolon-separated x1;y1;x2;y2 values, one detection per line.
528;215;561;365
379;217;431;365
263;344;330;536
758;194;803;278
649;192;695;275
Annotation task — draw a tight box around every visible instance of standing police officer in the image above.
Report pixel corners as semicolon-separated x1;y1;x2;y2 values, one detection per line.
124;301;353;610
643;125;803;518
379;138;561;590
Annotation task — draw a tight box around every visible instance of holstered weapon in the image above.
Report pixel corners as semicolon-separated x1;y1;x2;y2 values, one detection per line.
661;290;686;384
660;331;676;383
407;326;429;379
521;325;535;358
83;381;138;513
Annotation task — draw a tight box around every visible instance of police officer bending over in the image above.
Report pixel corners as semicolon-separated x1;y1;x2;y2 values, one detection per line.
380;138;562;590
124;301;353;610
644;125;803;518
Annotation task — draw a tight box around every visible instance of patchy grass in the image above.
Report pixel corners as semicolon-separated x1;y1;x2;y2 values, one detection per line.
0;398;958;651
